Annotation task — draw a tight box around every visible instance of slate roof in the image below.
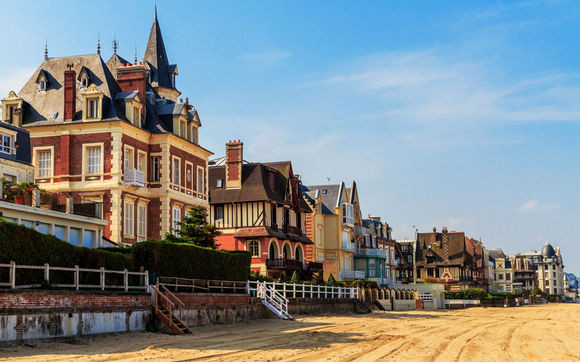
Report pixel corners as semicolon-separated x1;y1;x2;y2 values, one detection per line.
143;7;174;90
209;162;311;213
18;54;123;124
415;230;473;267
303;184;341;215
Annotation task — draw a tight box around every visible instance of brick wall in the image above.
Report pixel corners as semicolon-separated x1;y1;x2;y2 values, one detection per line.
0;291;150;310
169;145;206;194
176;293;249;306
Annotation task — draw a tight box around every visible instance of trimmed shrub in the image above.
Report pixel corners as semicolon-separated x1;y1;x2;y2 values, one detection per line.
445;287;488;300
0;220;134;286
131;240;251;281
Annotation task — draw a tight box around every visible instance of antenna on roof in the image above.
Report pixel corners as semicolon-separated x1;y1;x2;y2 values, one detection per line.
97;33;101;55
44;37;48;60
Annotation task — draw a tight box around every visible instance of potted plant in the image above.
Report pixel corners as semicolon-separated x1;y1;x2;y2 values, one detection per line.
10;182;38;205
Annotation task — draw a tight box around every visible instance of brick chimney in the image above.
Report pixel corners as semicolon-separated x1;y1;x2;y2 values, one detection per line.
225;140;243;189
116;63;147;114
64;69;76;121
442;226;449;263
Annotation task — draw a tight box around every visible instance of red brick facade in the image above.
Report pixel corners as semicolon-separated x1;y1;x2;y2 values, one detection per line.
0;292;150;310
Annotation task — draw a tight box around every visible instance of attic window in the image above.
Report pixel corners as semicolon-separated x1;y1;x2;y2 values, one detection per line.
81;77;88;88
39;80;46;91
50;112;58;120
322;189;328;194
217;179;223;188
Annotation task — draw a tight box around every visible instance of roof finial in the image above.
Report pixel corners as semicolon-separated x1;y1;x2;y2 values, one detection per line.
44;37;48;60
97;33;101;55
154;3;158;20
113;35;117;55
134;47;138;63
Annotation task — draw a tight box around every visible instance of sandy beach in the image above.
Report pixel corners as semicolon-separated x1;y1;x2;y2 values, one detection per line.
0;304;578;361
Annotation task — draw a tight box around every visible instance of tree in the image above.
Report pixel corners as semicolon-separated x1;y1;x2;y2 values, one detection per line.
531;286;544;296
327;273;337;286
314;272;324;286
290;271;300;284
164;206;221;249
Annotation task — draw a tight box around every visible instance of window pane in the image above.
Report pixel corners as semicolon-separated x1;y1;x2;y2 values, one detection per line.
83;230;95;248
37;223;50;234
37;150;51;177
197;168;204;193
87;147;101;174
54;225;66;240
69;228;81;246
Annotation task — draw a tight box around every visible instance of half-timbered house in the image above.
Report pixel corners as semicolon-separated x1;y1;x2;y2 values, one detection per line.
208;141;319;279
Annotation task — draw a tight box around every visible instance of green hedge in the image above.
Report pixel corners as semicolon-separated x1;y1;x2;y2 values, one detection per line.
0;220;134;286
0;220;251;286
445;287;488;300
131;240;251;281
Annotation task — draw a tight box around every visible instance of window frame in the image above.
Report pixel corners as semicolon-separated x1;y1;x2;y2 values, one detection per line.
83;143;104;176
0;132;14;155
87;97;99;119
172;156;181;186
172;206;182;236
33;146;54;180
248;240;260;258
137;203;147;242
124;199;135;237
151;155;161;182
196;166;204;194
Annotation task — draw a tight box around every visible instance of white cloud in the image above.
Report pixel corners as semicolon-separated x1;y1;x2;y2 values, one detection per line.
241;49;291;63
519;199;560;213
304;49;580;124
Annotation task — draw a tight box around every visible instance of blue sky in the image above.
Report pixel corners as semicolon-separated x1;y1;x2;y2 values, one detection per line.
1;1;579;274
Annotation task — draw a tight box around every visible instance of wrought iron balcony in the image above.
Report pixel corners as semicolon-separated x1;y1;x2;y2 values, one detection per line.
266;258;303;270
307;262;323;273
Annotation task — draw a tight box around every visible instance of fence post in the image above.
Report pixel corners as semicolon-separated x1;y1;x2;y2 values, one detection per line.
9;261;16;288
292;283;296;298
325;285;328;298
44;263;50;283
75;265;80;291
124;269;129;292
283;282;287;298
100;267;105;290
144;270;149;291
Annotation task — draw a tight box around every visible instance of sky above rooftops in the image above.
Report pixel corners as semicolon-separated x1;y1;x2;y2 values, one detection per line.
0;0;579;274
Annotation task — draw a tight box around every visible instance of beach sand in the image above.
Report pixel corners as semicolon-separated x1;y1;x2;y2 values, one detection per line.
0;303;578;361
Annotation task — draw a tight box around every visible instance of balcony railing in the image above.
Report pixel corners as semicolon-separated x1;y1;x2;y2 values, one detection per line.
355;248;386;258
340;270;365;280
355;226;366;235
266;258;304;270
125;168;145;187
341;240;355;251
0;189;102;219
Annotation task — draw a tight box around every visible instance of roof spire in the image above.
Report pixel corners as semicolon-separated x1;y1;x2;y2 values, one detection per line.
134;47;138;63
44;37;48;60
97;33;101;55
144;4;173;88
113;34;117;55
154;3;158;20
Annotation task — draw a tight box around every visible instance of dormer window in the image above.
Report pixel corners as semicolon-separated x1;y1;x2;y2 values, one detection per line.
35;70;50;92
81;76;88;88
171;74;176;88
77;66;92;89
133;106;141;125
87;98;99;118
81;84;104;121
39;80;46;91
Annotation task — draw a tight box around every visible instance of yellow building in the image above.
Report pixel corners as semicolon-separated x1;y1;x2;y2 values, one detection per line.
303;181;365;281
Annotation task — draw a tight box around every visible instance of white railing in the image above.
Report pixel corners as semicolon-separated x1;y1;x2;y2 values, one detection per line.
340;270;366;280
341;240;355;251
257;281;290;318
0;262;149;291
248;281;359;299
445;299;481;307
125;168;145;187
355;248;387;258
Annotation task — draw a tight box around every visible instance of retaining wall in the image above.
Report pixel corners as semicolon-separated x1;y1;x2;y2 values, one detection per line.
0;290;150;345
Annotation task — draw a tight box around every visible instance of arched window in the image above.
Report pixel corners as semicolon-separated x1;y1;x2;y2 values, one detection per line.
269;241;279;259
295;245;303;262
283;243;292;259
248;240;260;258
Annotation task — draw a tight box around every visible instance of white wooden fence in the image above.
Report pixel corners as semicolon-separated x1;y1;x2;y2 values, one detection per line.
444;299;480;307
247;281;359;299
0;262;148;291
158;276;247;294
